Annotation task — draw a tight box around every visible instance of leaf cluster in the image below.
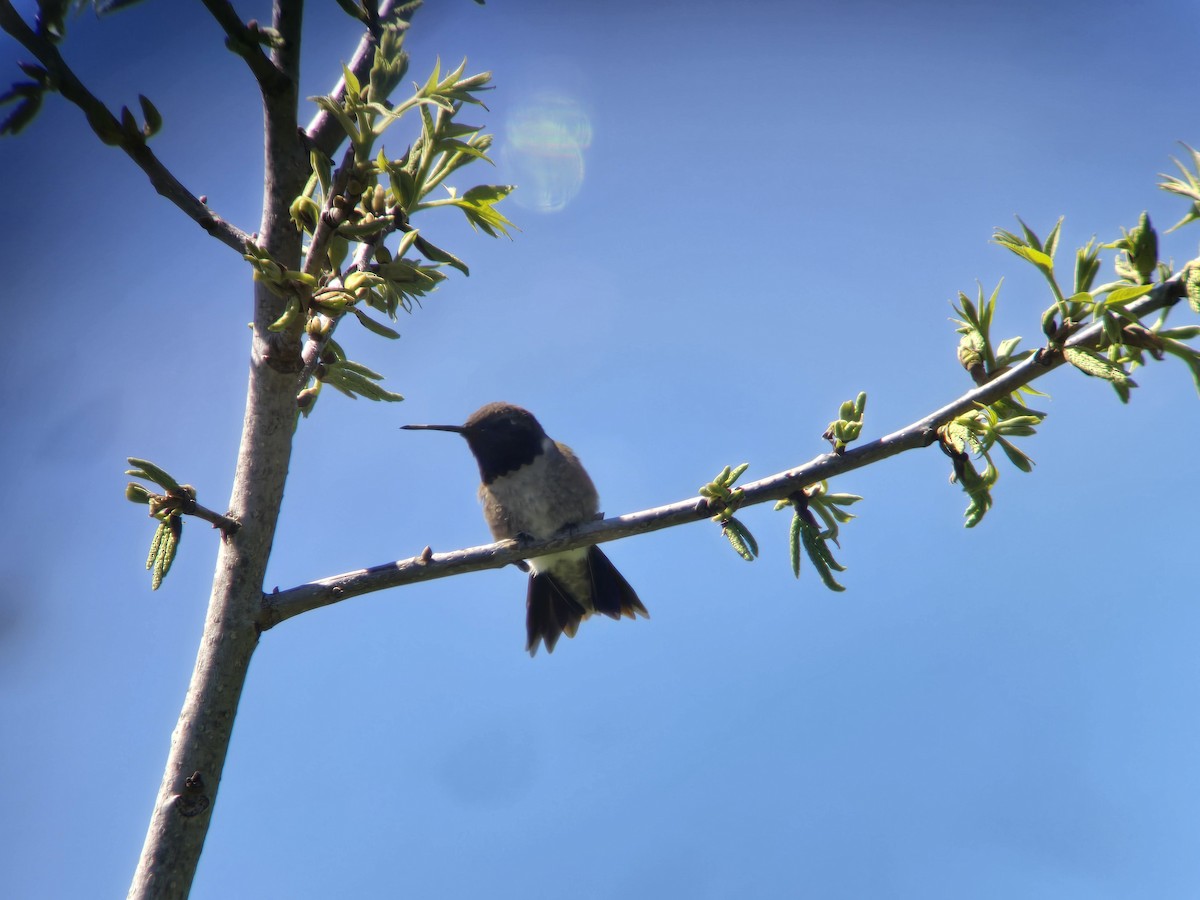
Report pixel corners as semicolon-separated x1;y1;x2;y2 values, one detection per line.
697;459;861;593
936;159;1200;526
995;212;1178;402
822;391;866;454
277;44;514;413
125;457;193;590
699;464;758;561
1158;144;1200;233
0;59;49;135
774;484;859;592
2;2;159;138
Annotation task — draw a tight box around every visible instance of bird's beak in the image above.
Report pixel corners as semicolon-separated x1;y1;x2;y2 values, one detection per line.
401;423;467;434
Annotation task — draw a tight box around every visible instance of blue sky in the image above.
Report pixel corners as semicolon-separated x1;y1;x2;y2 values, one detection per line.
3;1;1200;897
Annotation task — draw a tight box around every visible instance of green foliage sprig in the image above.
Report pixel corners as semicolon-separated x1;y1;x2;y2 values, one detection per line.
277;36;514;414
125;457;239;591
700;460;861;591
992;212;1172;402
934;152;1200;526
1159;144;1200;232
699;464;758;561
775;484;859;592
823;392;867;454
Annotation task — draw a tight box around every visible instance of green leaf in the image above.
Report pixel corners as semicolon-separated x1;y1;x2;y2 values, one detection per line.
993;225;1051;271
462;184;517;236
137;94;162;137
995;436;1034;473
1042;216;1063;262
268;296;303;333
311;149;332;198
310;95;360;143
335;217;393;239
421;58;442;98
430;184;517;237
439;121;485;139
998;240;1052;272
126;457;182;492
789;512;802;578
1073;240;1101;293
799;521;846;591
435;138;493;164
336;359;386;380
412;234;470;275
1103;284;1155;307
351;307;401;339
125;483;153;504
341;63;361;101
0;82;45;136
995;336;1023;362
334;0;367;22
960;460;996;528
722;517;758;562
321;362;404;402
1159;338;1200;396
1016;217;1043;251
1063;346;1135;392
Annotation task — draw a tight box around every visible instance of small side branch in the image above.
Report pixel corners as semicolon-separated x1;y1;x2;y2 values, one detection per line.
0;1;253;253
261;274;1189;627
200;0;291;95
178;498;241;536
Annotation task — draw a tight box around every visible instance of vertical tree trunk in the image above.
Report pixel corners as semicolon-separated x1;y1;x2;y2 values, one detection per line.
126;334;298;898
128;3;309;895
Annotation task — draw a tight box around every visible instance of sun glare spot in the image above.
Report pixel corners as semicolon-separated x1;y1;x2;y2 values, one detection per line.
503;93;592;213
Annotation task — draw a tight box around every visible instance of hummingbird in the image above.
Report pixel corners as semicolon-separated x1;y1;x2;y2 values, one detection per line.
402;402;648;655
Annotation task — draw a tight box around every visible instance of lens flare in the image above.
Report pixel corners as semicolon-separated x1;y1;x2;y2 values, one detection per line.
503;93;592;213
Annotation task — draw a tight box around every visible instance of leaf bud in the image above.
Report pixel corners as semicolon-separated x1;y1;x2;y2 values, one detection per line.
297;388;319;411
126;483;153;504
1127;212;1158;283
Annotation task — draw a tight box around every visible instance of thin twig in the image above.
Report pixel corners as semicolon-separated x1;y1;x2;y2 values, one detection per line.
260;274;1190;629
302;145;358;278
0;1;254;254
177;498;241;536
199;0;290;94
305;0;417;156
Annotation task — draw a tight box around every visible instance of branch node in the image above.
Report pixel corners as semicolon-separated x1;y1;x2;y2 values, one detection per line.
174;771;210;818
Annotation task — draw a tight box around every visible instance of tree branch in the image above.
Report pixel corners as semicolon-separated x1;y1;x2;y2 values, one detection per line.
304;0;417;157
0;1;254;254
199;0;291;95
260;274;1190;629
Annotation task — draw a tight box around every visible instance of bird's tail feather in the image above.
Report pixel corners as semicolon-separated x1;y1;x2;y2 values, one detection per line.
586;546;649;622
525;546;648;656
